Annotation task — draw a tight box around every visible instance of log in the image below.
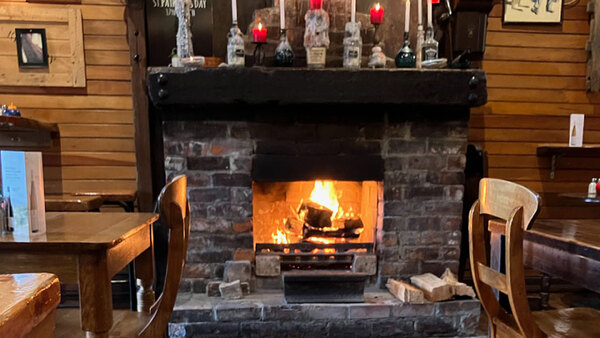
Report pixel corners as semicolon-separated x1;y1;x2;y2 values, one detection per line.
386;278;426;304
410;273;453;302
440;268;476;298
299;202;333;228
344;218;364;230
302;223;361;239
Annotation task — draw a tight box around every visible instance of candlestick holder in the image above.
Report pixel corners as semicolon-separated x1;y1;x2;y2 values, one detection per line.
368;23;386;68
274;29;294;67
252;42;266;66
395;33;415;68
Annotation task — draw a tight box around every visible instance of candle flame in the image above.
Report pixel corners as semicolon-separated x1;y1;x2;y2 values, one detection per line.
258;22;263;30
375;3;380;10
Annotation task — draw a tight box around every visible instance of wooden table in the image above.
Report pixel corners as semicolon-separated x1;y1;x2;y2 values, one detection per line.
74;190;137;212
558;193;600;204
523;219;600;294
0;273;61;337
0;212;159;337
45;194;104;211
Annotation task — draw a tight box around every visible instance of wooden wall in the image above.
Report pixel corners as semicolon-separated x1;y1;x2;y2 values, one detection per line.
471;2;600;219
0;0;136;195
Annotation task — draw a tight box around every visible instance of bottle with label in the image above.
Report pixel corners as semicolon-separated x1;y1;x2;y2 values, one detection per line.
588;178;597;198
227;23;246;67
343;21;362;69
304;0;330;68
422;26;439;61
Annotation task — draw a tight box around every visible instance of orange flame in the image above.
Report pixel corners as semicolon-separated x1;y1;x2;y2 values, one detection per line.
310;180;342;219
272;228;289;244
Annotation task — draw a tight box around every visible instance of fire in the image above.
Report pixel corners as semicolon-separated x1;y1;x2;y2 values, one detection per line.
309;180;341;219
272;228;289;244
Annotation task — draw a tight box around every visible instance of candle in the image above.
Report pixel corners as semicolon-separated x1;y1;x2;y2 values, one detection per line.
231;0;237;23
370;3;384;24
427;0;432;27
253;22;267;43
310;0;323;10
418;0;423;26
280;0;285;28
405;0;410;34
351;0;356;23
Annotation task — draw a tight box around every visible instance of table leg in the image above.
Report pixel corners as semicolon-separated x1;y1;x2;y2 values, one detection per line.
135;245;155;312
78;252;113;338
540;273;551;310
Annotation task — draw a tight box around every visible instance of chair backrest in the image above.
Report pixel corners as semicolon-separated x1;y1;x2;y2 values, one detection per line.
469;178;543;338
139;175;189;338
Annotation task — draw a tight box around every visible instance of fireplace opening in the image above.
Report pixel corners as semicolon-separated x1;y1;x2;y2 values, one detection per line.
253;180;382;270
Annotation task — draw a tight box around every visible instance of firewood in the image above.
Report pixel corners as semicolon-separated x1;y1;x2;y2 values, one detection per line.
386;278;426;304
299;202;333;228
410;273;453;302
440;268;476;298
302;223;361;239
344;218;364;230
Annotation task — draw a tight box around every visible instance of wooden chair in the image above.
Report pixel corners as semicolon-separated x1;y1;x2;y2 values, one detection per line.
469;178;600;337
55;175;190;337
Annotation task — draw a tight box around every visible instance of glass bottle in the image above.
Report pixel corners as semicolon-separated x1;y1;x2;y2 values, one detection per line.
304;2;330;68
395;33;416;68
422;26;439;61
227;22;245;67
343;22;362;69
274;29;294;67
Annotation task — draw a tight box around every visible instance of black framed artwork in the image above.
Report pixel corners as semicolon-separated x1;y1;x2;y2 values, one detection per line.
503;0;563;24
15;28;49;68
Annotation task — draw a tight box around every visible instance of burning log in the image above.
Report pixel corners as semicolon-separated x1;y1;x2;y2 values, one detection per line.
344;218;363;230
299;201;333;228
302;223;362;239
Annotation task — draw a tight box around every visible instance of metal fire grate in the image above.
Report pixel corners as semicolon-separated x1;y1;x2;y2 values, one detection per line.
255;243;374;270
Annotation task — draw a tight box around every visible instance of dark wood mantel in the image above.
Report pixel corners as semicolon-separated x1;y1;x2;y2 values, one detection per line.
147;67;487;108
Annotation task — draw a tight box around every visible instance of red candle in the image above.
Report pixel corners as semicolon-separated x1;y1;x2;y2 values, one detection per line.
370;3;384;24
310;0;323;10
252;22;267;43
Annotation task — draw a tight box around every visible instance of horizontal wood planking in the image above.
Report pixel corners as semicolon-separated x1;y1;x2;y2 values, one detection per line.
0;0;135;195
474;4;600;219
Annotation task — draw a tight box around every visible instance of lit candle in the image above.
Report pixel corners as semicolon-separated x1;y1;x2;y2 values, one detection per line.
351;0;356;23
427;0;432;27
310;0;323;10
231;0;237;23
280;0;285;29
405;0;411;34
253;22;267;43
418;0;423;26
370;3;384;24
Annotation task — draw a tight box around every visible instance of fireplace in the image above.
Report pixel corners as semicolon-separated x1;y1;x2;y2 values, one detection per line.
149;68;486;336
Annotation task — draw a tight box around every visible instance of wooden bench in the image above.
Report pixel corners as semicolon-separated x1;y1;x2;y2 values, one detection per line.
73;190;137;212
0;273;61;338
45;194;103;212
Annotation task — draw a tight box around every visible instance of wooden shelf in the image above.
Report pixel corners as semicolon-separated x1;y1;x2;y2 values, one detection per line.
536;144;600;179
147;67;487;108
0;116;58;151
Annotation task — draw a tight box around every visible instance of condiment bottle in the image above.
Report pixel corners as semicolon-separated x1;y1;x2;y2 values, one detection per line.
5;103;20;117
596;178;600;199
590;178;598;198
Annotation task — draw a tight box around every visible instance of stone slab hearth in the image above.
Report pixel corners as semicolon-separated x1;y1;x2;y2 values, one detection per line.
169;290;481;338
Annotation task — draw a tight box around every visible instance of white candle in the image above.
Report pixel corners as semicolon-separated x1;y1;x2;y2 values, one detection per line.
427;0;432;27
280;0;286;28
351;0;356;23
232;0;238;23
405;0;411;33
418;0;423;26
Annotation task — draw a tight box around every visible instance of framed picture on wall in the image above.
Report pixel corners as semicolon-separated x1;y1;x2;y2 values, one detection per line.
503;0;563;24
15;28;49;68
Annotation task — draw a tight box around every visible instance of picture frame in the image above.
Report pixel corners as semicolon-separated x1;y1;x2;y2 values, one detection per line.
15;28;49;68
503;0;563;24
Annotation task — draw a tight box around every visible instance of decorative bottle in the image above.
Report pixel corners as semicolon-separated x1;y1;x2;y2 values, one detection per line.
395;33;416;68
304;0;330;68
174;0;194;60
343;22;362;69
274;29;294;67
422;26;439;61
227;22;246;67
589;178;597;198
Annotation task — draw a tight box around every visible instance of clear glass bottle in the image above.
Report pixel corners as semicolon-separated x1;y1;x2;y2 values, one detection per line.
274;29;294;67
422;26;439;61
304;3;330;68
343;22;362;69
227;23;245;67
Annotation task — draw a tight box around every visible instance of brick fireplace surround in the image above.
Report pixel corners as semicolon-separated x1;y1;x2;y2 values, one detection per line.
149;68;487;337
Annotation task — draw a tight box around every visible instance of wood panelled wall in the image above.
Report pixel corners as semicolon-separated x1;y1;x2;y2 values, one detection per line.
0;0;136;194
471;1;600;219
